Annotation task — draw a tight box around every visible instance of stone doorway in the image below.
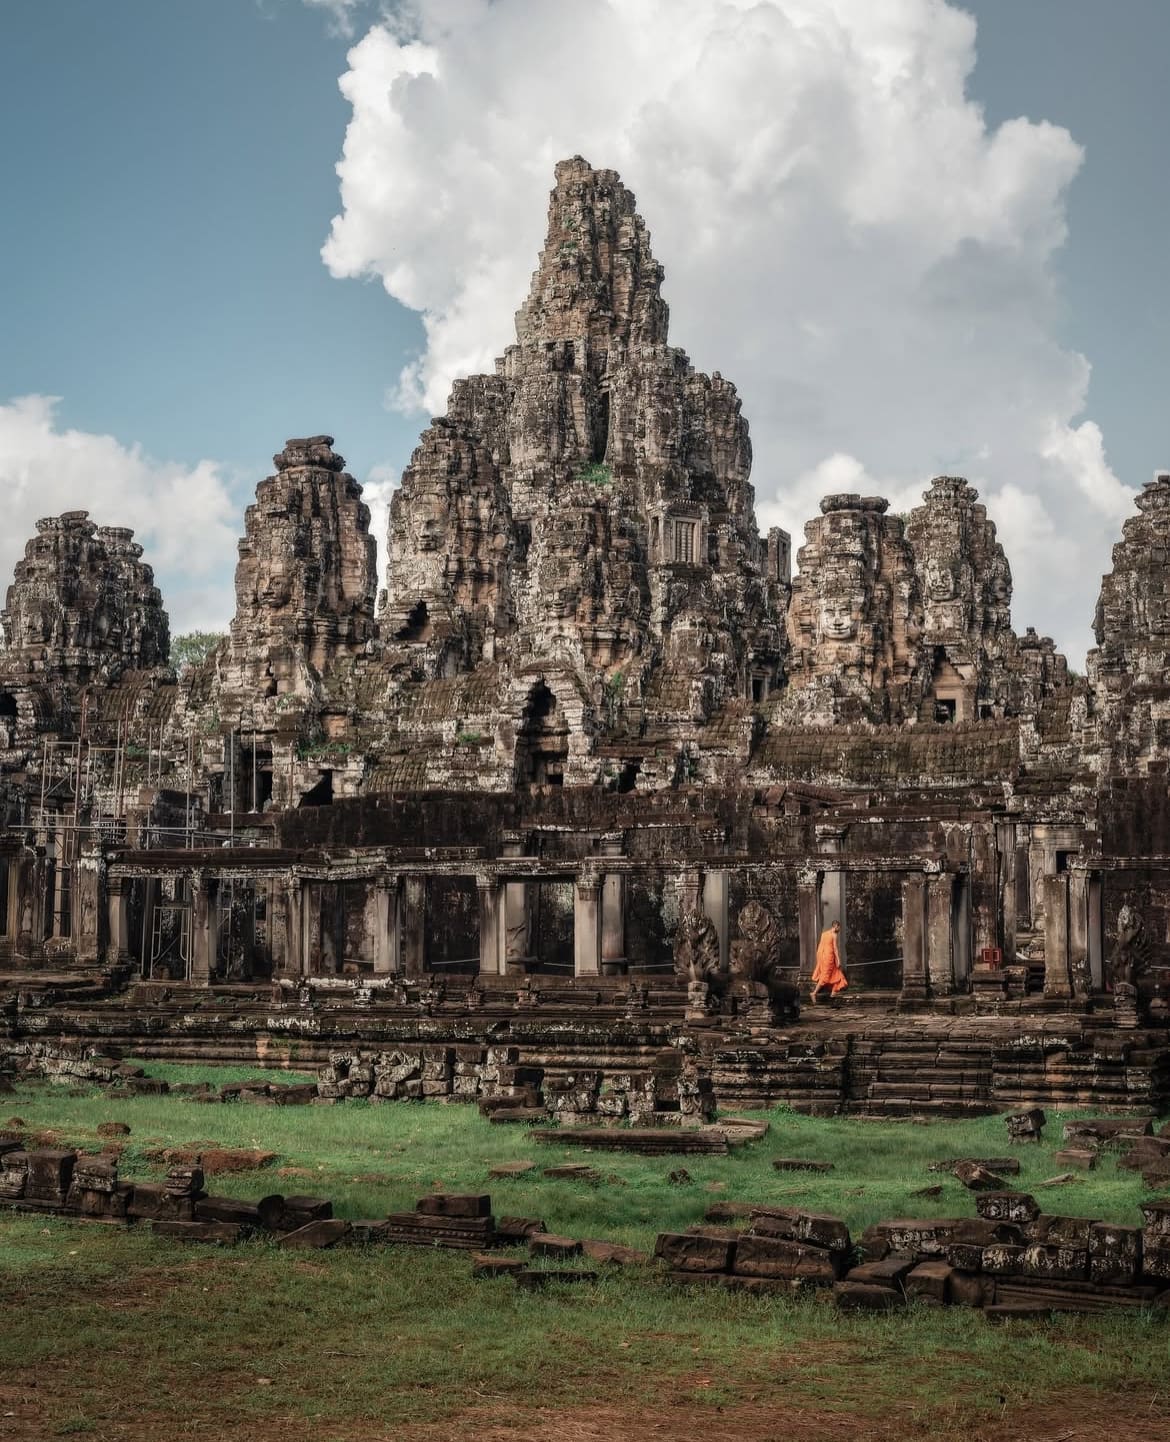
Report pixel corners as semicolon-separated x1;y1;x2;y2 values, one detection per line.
515;682;568;787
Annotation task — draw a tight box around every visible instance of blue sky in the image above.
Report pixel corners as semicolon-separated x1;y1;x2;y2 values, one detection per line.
1;1;1168;664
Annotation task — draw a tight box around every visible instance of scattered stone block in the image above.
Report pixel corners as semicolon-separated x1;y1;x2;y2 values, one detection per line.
1018;1244;1088;1283
905;1260;953;1303
416;1193;491;1218
733;1235;838;1283
1052;1149;1096;1171
1005;1109;1046;1143
952;1161;1006;1191
834;1281;904;1311
654;1231;736;1273
911;1185;944;1200
127;1184;195;1223
772;1158;834;1173
24;1150;76;1205
928;1157;1020;1176
845;1256;916;1289
748;1209;851;1253
975;1192;1040;1225
542;1164;601;1182
257;1194;333;1233
488;1161;536;1179
581;1239;647;1266
496;1215;546;1243
473;1255;527;1278
194;1196;262;1226
96;1122;131;1138
529;1233;582;1259
947;1271;988;1307
1062;1117;1153;1148
1089;1223;1141;1286
277;1219;353;1250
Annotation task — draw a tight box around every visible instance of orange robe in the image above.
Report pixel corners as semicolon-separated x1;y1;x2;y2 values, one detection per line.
812;929;848;994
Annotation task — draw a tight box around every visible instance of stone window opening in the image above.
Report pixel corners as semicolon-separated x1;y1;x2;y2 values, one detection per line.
751;674;769;705
674;519;697;564
515;682;568;788
396;601;432;644
299;769;334;807
934;698;956;724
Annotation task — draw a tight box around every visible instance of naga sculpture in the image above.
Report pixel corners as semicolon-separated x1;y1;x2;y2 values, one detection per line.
1108;904;1150;988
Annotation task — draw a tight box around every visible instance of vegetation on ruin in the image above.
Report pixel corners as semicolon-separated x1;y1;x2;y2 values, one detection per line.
2;1066;1169;1439
575;460;613;487
169;631;225;670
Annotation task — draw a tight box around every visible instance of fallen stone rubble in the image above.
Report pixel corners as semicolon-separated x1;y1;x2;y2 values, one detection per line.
653;1194;1170;1316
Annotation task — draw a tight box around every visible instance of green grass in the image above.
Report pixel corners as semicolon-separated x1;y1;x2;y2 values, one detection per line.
3;1067;1161;1242
2;1067;1169;1440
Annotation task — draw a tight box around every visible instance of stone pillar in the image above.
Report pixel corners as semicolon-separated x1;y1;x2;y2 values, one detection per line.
996;822;1017;961
797;870;822;985
502;831;535;972
816;827;847;965
280;880;306;977
477;874;504;976
702;869;730;971
953;873;972;986
1088;874;1105;991
74;845;103;964
900;873;929;1001
573;871;602;978
1014;832;1032;931
401;876;427;977
370;877;400;975
970;826;997;960
1043;872;1072;998
106;874;130;964
190;873;218;985
599;833;626;975
1067;868;1091;998
926;873;955;996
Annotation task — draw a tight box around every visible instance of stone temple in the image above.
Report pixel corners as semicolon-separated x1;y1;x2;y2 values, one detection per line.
2;157;1170;1117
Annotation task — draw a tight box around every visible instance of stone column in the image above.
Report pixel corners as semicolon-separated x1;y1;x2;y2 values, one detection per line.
996;822;1017;962
501;831;534;972
190;873;218;985
926;873;955;996
74;845;103;964
401;876;427;977
477;874;504;976
1042;872;1072;998
1088;874;1105;991
370;877;401;975
106;874;130;964
573;871;602;978
1014;831;1032;931
900;873;929;1001
279;879;306;977
816;826;847;965
1067;868;1091;998
702;869;730;970
797;869;822;985
970;826;997;961
599;833;626;975
952;874;972;986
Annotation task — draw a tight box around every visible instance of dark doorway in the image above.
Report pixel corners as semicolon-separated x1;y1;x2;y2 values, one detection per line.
515;683;568;787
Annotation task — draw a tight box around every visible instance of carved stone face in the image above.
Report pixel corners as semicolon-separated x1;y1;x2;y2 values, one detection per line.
817;596;857;641
926;558;956;600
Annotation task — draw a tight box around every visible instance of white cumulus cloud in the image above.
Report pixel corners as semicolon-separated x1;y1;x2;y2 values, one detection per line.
0;396;239;641
322;0;1135;665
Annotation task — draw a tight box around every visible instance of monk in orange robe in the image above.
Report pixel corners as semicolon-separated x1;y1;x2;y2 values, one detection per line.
811;920;847;999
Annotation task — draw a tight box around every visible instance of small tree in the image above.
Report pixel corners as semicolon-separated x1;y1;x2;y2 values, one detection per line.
171;631;225;670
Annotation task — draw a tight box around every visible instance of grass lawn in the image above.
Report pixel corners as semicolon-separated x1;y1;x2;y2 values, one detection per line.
1;1062;1169;1441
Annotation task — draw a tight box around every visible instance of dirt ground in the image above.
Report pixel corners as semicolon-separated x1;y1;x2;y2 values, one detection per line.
2;1383;1167;1442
